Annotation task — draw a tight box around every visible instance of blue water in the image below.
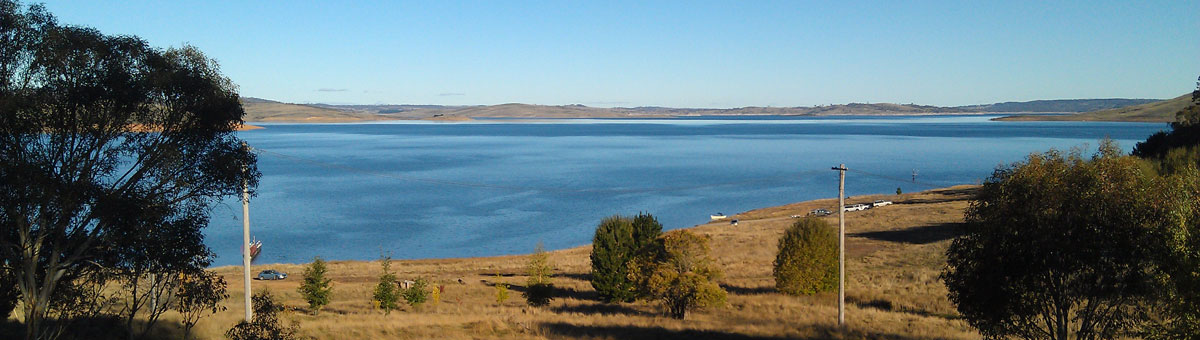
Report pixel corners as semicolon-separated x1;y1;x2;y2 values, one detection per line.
204;115;1167;266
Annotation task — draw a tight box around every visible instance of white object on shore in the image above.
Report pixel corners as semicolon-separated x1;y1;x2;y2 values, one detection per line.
710;213;727;220
842;204;869;212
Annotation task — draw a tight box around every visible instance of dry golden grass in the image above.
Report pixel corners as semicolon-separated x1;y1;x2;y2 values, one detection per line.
139;186;982;339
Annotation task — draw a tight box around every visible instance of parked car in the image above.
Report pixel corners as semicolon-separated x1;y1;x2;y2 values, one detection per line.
808;208;832;217
872;200;892;208
256;269;287;280
842;204;869;212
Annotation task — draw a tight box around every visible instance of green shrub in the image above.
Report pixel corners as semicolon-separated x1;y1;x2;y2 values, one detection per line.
297;256;333;313
524;242;555;307
225;290;298;340
628;230;726;319
773;217;838;296
494;274;510;304
402;278;429;310
372;256;400;315
590;213;662;303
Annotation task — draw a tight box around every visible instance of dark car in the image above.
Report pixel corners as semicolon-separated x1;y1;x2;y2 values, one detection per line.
256;269;287;280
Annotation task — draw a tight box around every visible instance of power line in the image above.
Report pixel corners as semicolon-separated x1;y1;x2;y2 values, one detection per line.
250;146;828;195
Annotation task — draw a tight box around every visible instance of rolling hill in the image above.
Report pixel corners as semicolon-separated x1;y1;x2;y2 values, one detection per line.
994;94;1193;122
957;98;1161;113
241;97;398;123
240;96;1178;122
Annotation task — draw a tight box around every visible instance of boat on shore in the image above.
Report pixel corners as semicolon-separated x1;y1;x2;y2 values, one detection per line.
243;238;262;262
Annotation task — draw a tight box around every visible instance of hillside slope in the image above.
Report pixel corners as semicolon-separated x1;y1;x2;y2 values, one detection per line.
995;94;1192;122
241;97;398;123
957;98;1160;113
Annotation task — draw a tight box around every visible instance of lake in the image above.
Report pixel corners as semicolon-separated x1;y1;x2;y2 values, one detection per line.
205;115;1166;266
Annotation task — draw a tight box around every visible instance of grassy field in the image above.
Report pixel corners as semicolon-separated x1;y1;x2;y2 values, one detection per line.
93;186;982;339
995;93;1192;122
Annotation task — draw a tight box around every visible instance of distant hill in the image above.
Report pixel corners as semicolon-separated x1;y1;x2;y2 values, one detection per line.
311;102;978;119
239;96;1174;122
240;97;396;122
995;94;1192;122
958;98;1161;113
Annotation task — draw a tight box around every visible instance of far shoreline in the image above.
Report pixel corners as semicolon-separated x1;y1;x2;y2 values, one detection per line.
243;112;1026;125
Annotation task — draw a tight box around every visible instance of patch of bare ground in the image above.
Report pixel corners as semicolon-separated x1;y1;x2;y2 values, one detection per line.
143;185;980;339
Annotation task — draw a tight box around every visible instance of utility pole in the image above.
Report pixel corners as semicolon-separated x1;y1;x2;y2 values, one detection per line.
241;144;253;322
832;164;847;327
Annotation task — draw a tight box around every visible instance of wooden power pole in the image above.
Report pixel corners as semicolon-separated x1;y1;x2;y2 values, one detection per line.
832;164;847;327
241;145;253;322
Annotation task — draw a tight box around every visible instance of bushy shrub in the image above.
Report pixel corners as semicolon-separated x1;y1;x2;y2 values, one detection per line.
225;290;298;340
494;274;510;304
524;242;555;307
590;213;662;303
773;217;838;295
372;256;400;315
402;278;429;310
629;230;726;319
176;270;228;340
297;256;333;313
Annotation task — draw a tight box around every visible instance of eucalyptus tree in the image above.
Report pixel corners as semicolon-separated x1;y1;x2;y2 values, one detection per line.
0;1;258;339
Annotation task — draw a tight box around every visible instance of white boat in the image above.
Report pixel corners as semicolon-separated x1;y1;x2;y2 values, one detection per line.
710;213;728;220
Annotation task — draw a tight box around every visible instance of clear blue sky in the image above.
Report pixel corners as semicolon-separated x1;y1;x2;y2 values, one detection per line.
33;1;1200;108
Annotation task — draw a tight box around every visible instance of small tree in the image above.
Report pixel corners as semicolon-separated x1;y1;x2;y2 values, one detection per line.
297;256;333;313
590;213;661;303
773;217;838;295
430;285;442;307
176;270;228;340
401;278;429;310
523;242;555;307
494;274;510;304
372;256;400;315
629;230;727;319
225;290;298;340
